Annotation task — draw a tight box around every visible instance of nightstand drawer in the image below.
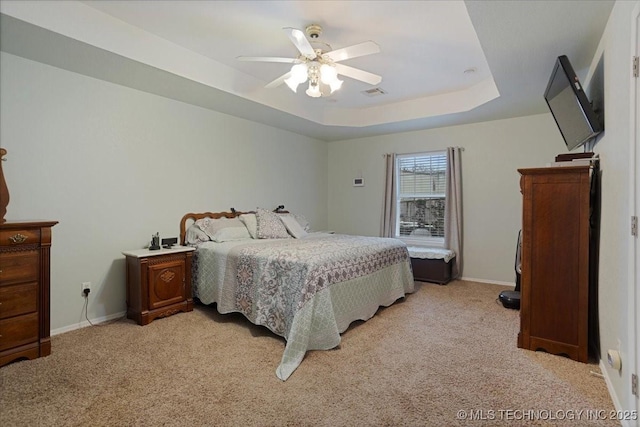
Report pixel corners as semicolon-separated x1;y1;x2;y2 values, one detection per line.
0;282;38;319
0;250;39;285
0;229;40;247
0;312;38;351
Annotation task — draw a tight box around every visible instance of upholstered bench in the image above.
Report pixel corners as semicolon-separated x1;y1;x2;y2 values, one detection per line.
407;247;455;285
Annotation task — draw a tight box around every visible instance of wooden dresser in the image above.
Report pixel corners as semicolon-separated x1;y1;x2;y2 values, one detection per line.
123;246;195;326
517;166;594;362
0;220;57;367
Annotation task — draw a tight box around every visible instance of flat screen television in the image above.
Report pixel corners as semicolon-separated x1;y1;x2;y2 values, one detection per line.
544;55;603;151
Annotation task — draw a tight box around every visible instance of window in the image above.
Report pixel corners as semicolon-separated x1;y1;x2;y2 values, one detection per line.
395;151;446;245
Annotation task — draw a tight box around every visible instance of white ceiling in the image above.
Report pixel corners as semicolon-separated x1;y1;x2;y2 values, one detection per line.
0;0;614;141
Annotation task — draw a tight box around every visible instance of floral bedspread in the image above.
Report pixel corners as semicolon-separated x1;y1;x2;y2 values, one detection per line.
192;233;415;380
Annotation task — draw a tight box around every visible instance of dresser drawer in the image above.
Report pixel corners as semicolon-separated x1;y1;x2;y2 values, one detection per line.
0;282;37;319
0;250;39;285
0;312;38;351
0;229;40;247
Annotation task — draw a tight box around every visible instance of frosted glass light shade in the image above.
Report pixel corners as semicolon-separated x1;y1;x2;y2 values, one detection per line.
291;63;308;83
320;64;338;84
285;63;309;93
305;83;321;98
329;79;343;93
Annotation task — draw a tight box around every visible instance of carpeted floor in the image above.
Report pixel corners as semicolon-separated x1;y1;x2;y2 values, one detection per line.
0;280;618;426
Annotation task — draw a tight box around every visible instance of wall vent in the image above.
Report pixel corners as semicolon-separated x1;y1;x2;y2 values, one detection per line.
362;87;387;97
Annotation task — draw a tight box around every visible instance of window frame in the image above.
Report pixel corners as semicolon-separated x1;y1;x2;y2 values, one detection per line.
394;151;447;247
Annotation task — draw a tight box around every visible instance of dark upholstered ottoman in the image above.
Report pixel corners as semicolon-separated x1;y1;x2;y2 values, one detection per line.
407;247;455;285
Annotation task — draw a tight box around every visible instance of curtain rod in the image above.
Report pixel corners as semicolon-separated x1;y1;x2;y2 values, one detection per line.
382;147;464;158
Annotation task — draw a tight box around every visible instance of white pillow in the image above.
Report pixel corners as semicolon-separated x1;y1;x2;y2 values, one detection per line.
292;213;311;232
279;214;308;239
195;217;251;242
185;224;210;245
239;213;258;239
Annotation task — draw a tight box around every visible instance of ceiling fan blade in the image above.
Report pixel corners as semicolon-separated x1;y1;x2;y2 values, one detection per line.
283;27;316;59
237;56;299;64
334;64;382;86
324;41;380;63
265;71;291;89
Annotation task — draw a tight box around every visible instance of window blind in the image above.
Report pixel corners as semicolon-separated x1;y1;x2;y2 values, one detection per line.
395;152;446;239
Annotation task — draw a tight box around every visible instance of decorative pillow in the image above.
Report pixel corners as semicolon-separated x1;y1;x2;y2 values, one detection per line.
195;217;251;242
239;213;258;239
279;214;308;239
256;208;290;239
292;213;311;232
185;224;210;246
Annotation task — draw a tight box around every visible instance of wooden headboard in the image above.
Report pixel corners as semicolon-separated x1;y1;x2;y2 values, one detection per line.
179;207;289;246
180;211;242;246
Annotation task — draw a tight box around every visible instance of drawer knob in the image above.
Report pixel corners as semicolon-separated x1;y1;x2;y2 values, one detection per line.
9;233;28;244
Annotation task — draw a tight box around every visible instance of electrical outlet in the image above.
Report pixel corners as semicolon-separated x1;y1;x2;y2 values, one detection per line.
81;281;91;296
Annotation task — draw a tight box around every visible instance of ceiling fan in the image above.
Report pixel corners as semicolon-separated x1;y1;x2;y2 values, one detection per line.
237;24;382;98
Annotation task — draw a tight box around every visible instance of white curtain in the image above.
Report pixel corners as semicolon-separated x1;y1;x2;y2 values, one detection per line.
444;147;463;278
380;153;397;237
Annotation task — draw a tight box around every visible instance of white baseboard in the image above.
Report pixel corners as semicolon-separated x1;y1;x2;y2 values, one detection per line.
460;276;515;287
51;310;127;336
598;360;636;427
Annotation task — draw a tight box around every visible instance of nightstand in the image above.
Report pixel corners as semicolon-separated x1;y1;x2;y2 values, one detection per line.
122;246;195;326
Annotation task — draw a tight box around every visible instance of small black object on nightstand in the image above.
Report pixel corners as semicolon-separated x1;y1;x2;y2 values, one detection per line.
149;232;160;250
162;237;178;249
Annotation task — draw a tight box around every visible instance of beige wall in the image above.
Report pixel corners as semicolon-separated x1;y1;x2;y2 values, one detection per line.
327;114;563;284
0;52;328;332
589;0;639;415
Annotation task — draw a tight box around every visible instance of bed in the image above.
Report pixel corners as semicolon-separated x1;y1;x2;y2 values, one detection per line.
180;209;415;380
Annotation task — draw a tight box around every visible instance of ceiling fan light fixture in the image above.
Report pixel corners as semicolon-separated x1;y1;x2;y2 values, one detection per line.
291;63;308;82
306;82;322;98
285;63;309;92
242;25;381;98
284;76;300;92
329;78;343;93
318;63;342;95
320;63;337;84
